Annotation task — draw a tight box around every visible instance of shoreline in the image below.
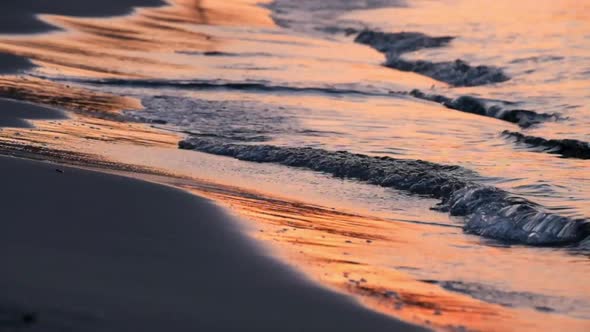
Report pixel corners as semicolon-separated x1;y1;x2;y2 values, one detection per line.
0;154;425;331
4;138;590;332
0;0;588;331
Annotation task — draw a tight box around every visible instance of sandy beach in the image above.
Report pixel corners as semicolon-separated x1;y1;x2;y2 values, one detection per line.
0;1;424;330
0;0;589;331
0;155;424;331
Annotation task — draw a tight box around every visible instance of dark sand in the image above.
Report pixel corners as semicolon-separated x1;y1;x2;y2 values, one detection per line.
0;0;164;34
0;99;67;128
0;1;423;330
0;53;36;75
0;156;424;331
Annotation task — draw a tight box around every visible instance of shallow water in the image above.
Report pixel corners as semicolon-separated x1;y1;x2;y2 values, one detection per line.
0;0;589;331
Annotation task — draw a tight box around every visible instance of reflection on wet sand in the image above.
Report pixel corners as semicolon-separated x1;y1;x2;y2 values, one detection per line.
0;0;273;79
0;1;589;331
2;127;589;331
0;76;139;115
169;178;587;332
0;75;177;148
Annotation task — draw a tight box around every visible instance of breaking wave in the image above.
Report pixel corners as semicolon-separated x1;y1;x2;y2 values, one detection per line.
178;137;590;246
502;131;590;159
354;30;510;86
385;58;510;87
409;89;561;127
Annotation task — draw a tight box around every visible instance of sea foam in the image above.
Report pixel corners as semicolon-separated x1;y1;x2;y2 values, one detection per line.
179;137;589;246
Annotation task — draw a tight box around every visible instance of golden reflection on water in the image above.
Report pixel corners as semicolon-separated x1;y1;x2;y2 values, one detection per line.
3;121;589;332
0;0;277;157
167;177;588;332
0;0;273;79
0;75;178;148
0;1;589;331
0;75;140;115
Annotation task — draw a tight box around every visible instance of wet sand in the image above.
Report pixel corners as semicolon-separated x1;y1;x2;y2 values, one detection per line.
1;0;588;331
0;53;35;74
0;3;423;328
0;0;164;34
0;155;425;331
0;98;66;128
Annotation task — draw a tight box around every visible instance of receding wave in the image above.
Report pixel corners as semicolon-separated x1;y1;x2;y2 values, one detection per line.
502;131;590;159
178;137;589;246
47;77;562;130
58;77;397;97
421;279;587;315
125;95;300;142
410;89;561;127
354;30;510;87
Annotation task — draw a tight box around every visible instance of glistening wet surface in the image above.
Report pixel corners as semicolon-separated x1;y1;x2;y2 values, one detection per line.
0;0;589;331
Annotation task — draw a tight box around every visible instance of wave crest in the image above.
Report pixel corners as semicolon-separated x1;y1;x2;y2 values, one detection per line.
179;137;589;246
